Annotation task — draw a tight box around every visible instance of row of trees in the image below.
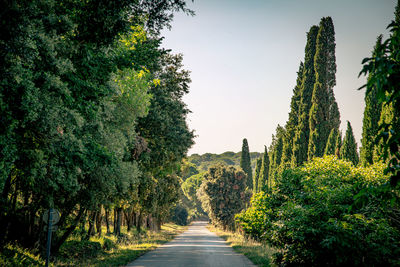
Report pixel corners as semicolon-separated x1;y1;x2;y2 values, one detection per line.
0;0;194;255
253;16;361;189
235;2;400;266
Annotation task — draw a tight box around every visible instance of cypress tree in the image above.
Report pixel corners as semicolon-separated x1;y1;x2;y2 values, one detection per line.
341;121;359;166
258;145;270;192
253;157;262;193
240;138;252;189
269;126;285;181
324;128;339;156
308;17;337;159
360;36;383;166
281;62;304;167
292;25;319;166
335;131;342;158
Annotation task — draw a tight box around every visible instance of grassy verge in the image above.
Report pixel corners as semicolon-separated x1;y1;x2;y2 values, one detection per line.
0;223;186;267
208;225;275;267
55;223;187;267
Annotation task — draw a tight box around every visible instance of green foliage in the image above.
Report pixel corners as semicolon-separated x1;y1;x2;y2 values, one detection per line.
0;0;194;253
253;158;262;193
324;128;339;156
308;17;338;160
269;125;285;181
181;172;207;219
360;40;383;166
359;0;400;186
197;165;250;231
237;156;399;266
102;238;117;251
0;244;45;267
281;62;304;167
53;223;186;266
188;151;261;172
240;138;253;189
292;25;319;166
180;159;199;181
258;146;270;193
341;121;359;166
59;240;103;259
335;130;343;158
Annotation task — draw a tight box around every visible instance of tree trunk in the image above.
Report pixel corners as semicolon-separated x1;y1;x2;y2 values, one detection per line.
132;212;136;228
87;211;96;238
95;205;102;236
156;217;162;232
124;209;131;232
105;209;110;234
137;212;142;233
52;207;85;255
114;207;122;236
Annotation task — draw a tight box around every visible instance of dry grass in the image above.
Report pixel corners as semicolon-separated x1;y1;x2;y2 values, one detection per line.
208;225;275;267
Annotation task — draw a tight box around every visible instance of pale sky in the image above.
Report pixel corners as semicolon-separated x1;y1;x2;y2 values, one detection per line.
161;0;397;155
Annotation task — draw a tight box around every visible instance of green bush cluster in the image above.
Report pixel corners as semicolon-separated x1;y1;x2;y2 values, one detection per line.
58;240;103;259
236;156;400;266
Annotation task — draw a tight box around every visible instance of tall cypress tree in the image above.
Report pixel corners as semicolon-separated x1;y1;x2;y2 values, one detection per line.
269;126;285;181
281;62;304;168
324;127;339;156
258;145;270;192
292;25;319;166
341;121;359;166
308;17;337;160
240;138;252;189
335;130;342;158
253;157;262;193
360;36;383;166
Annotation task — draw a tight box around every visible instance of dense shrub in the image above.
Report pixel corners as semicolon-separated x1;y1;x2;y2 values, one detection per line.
236;156;400;266
102;238;117;251
58;240;103;259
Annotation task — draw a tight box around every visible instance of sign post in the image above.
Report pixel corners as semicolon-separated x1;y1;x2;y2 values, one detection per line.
45;208;53;267
43;208;60;267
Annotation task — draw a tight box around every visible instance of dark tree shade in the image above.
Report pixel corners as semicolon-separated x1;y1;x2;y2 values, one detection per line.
240;138;253;189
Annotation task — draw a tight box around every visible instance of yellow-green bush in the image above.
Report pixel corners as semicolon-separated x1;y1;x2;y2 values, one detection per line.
236;156;400;266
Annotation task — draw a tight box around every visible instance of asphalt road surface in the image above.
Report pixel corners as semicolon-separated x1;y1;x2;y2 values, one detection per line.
126;221;255;267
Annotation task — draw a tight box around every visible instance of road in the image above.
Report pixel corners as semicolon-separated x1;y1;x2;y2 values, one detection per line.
126;221;255;267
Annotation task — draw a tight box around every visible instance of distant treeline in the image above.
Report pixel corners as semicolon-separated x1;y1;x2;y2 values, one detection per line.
188;151;261;172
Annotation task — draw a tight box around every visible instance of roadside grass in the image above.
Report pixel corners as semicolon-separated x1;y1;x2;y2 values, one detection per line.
0;243;46;267
208;225;275;267
55;223;187;267
0;223;186;267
